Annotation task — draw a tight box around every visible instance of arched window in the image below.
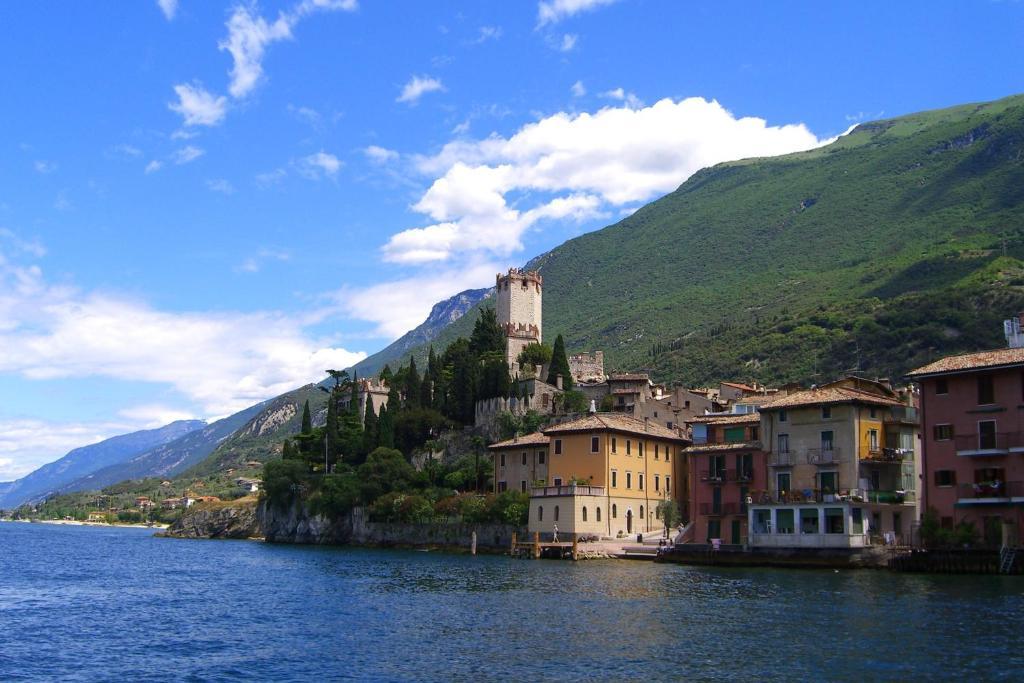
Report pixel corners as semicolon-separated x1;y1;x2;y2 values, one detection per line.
582;506;588;522
554;505;560;522
538;506;544;521
596;507;601;522
612;504;617;519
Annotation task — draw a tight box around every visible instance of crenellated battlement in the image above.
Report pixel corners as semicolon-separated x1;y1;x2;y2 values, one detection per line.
503;322;541;339
496;268;543;291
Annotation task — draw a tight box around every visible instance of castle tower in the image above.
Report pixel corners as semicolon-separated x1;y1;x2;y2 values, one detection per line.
496;268;543;374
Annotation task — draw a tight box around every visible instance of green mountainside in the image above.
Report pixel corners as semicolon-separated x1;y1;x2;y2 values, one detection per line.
375;94;1024;385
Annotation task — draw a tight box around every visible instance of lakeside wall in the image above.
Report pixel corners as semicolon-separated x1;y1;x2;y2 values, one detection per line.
166;498;524;552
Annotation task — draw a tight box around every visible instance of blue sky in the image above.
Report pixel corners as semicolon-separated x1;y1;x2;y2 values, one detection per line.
1;0;1022;479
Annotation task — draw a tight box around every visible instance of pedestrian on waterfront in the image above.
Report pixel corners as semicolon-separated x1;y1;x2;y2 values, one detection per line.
553;524;559;543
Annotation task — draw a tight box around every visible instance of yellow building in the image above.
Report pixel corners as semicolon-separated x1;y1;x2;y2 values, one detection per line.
528;413;687;540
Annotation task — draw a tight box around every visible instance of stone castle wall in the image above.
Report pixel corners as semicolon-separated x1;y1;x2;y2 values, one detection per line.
569;351;605;383
496;269;543;369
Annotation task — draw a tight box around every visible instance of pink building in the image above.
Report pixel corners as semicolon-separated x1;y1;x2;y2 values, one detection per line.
684;414;766;544
908;347;1024;547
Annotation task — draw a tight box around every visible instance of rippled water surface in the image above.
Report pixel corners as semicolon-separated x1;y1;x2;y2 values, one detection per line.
2;521;1023;681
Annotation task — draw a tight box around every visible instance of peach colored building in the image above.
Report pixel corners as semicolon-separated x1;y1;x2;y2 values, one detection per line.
908;347;1024;547
489;432;550;494
684;413;766;545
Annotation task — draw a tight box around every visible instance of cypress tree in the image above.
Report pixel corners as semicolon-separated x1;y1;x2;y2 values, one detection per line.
547;334;574;390
362;399;379;455
377;404;394;449
326;390;342;464
380;364;393;384
300;399;312;434
348;373;360;415
405;357;421;409
470;307;506;355
282;439;295;459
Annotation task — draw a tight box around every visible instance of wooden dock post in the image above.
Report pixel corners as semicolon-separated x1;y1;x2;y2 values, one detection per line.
572;536;579;561
533;531;541;560
510;531;517;556
471;530;477;555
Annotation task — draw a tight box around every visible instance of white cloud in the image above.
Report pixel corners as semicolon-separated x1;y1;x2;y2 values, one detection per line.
145;160;163;174
206;178;235;194
560;33;578;51
54;191;73;212
0;228;46;258
170;129;199;140
288;104;323;127
337;261;499;339
0;418;126;481
570;80;586;97
173;146;205;165
537;0;619;26
219;6;293;99
255;168;287;187
236;248;290;273
118;404;199;429
300;151;341;179
169;83;228;127
364;145;399;164
156;0;178;21
473;26;502;44
383;97;827;264
34;160;57;174
112;144;143;158
397;75;445;104
0;239;365;424
219;1;357;100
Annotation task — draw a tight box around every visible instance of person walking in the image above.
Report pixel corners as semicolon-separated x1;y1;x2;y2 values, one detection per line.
552;524;559;543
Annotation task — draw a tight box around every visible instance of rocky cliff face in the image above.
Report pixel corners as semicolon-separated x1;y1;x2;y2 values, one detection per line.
164;499;261;539
260;499;351;545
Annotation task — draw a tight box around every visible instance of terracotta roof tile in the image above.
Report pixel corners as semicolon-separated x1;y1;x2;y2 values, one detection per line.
683;440;763;454
543;413;686;441
686;414;760;425
760;387;904;410
907;347;1024;377
488;432;550;449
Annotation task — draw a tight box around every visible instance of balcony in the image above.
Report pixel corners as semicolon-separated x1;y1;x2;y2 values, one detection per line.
954;432;1019;457
884;406;919;424
530;484;606;497
956;480;1023;502
807;448;842;465
769;451;796;467
699;470;727;483
748;487;915;505
862;447;912;464
733;468;754;483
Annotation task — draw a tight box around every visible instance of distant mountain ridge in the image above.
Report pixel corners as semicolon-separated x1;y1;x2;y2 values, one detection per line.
0;420;206;509
54;402;269;496
351;287;491;377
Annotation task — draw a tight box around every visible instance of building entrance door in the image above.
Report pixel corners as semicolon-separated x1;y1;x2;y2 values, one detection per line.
731;520;741;545
626;509;633;533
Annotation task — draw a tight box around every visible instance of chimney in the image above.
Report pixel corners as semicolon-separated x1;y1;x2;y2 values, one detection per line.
644;416;649;432
556;374;563;390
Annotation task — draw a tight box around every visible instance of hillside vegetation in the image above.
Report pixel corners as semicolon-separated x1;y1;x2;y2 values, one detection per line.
378;94;1024;385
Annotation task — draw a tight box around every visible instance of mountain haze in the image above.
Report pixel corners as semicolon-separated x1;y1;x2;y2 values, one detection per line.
0;420;205;509
375;94;1024;385
54;402;269;496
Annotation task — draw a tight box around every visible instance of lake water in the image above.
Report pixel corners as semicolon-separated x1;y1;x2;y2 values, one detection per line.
2;522;1023;681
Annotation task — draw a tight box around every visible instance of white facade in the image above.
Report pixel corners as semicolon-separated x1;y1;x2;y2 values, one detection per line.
496;269;542;371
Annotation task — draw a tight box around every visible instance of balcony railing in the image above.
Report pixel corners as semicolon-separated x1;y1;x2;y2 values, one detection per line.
700;470;727;483
748;487;916;505
733;468;754;482
954;433;1017;455
862;447;912;463
530;484;606;497
807;448;843;465
884;406;919;424
956;481;1023;500
769;451;796;467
